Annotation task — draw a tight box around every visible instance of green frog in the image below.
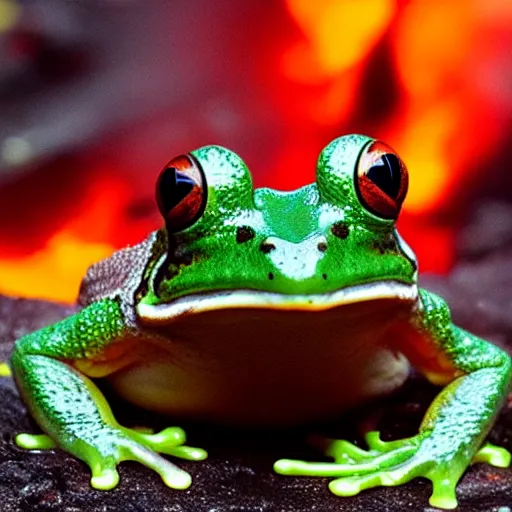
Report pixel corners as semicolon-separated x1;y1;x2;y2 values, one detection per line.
11;134;511;510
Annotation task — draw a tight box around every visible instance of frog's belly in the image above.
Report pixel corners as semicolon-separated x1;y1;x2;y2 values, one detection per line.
107;299;411;426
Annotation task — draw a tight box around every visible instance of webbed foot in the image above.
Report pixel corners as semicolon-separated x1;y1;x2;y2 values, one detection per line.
274;431;511;510
16;425;207;490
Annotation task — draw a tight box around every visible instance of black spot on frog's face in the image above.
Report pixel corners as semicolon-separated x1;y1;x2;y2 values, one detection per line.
317;241;328;252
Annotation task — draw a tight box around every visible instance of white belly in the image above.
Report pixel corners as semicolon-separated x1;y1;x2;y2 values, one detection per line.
108;299;411;426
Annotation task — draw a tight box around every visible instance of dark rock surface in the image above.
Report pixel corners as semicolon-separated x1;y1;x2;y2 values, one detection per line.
1;203;512;511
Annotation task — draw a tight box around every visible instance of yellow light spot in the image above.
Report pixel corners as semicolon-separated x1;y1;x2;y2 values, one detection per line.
0;231;114;303
0;0;20;33
0;362;11;377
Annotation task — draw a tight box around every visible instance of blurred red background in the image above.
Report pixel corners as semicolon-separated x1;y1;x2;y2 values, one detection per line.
0;0;511;302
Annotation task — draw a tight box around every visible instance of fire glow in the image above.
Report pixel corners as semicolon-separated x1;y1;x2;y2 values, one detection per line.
280;0;511;210
0;0;511;302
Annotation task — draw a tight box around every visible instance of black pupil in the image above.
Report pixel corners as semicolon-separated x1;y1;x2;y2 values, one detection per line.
366;153;402;199
159;166;195;212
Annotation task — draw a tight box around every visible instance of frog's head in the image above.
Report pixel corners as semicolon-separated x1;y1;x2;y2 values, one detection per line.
137;134;418;322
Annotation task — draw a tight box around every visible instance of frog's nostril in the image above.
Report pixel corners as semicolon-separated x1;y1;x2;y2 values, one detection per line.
260;242;276;254
317;242;327;252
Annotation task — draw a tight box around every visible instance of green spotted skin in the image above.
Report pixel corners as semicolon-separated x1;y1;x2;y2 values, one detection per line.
144;136;415;305
10;134;512;510
14;299;125;360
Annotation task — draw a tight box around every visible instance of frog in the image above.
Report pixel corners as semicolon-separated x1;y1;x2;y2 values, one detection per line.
10;134;511;510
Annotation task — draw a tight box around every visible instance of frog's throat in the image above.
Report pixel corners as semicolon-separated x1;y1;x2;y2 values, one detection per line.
136;281;418;324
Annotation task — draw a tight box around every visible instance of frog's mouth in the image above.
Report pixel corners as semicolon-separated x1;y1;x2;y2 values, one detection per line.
136;280;418;324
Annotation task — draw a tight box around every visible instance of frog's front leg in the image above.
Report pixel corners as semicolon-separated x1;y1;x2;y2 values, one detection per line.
11;299;206;490
275;289;512;509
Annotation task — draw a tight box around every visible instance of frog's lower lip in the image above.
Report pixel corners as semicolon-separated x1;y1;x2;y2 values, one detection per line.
137;281;418;323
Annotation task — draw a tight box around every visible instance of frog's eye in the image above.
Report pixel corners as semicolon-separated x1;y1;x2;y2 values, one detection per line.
355;141;408;220
156;154;207;232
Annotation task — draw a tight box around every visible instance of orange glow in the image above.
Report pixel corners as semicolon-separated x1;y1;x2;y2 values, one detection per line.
279;0;512;273
391;101;459;213
282;0;512;215
280;0;395;129
0;231;113;302
394;1;473;101
389;0;512;213
1;1;511;302
0;169;142;302
310;73;358;126
283;0;394;80
389;0;474;212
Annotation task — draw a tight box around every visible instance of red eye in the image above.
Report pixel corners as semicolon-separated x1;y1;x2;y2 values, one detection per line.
355;141;408;220
156;154;207;232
